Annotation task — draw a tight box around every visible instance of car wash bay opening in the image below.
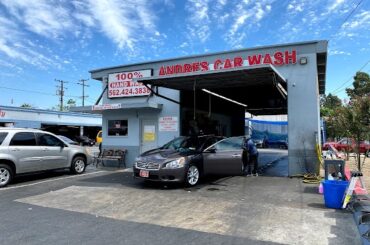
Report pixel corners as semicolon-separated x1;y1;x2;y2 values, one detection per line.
85;40;327;176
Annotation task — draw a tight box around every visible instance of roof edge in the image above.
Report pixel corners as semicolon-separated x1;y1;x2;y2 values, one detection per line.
89;40;328;74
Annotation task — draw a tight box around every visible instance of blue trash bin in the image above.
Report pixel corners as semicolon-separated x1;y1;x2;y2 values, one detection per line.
323;180;349;209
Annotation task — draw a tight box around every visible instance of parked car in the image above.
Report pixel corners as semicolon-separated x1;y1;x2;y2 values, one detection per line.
322;138;370;154
74;135;95;146
96;130;102;144
133;135;249;186
252;137;268;148
0;128;92;187
57;135;79;145
252;138;264;148
265;139;288;149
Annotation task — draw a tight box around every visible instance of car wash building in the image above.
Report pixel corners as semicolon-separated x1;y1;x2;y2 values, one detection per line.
74;40;327;175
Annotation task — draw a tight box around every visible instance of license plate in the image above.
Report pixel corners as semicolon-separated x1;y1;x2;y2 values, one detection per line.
139;170;149;178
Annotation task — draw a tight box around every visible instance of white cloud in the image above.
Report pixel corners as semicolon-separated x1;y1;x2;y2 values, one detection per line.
82;0;159;52
1;0;161;57
0;15;59;69
179;42;189;48
343;11;370;30
286;0;306;14
328;0;345;12
225;0;273;47
328;50;351;56
186;0;211;43
1;0;74;38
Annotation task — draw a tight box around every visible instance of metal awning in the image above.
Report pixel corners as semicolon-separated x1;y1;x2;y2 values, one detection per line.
70;102;163;114
138;64;286;90
137;65;288;115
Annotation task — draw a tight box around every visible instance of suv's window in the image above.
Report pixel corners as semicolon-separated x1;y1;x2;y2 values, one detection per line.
10;132;36;146
37;133;64;147
0;132;8;145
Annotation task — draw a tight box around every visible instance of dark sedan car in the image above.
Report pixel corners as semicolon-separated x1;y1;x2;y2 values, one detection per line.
133;135;247;186
74;135;95;146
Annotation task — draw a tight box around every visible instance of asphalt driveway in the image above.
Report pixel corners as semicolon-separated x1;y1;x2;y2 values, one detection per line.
0;166;360;245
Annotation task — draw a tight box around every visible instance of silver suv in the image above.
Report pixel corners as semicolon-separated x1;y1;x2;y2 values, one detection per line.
0;128;92;187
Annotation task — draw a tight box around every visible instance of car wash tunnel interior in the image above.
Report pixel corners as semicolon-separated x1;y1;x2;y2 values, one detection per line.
140;65;289;176
141;65;287;138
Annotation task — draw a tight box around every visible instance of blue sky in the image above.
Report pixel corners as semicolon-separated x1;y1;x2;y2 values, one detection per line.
0;0;369;109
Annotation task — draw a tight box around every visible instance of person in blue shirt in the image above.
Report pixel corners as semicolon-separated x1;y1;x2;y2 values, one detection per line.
243;136;259;176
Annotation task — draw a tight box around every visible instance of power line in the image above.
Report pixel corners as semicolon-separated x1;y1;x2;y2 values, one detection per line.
330;0;364;40
0;85;58;96
0;85;96;103
0;85;86;98
338;0;364;31
326;0;366;97
77;79;89;106
330;59;370;95
55;79;68;111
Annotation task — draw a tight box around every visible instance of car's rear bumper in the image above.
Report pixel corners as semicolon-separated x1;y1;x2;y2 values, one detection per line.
133;166;186;183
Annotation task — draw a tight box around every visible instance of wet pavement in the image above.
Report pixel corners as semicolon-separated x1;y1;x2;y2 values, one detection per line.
258;148;288;177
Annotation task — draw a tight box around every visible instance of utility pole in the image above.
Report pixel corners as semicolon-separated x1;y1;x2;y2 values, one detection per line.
77;79;89;106
55;79;68;111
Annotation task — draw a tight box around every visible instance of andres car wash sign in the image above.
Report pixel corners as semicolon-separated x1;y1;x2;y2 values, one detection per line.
108;69;152;98
158;50;296;76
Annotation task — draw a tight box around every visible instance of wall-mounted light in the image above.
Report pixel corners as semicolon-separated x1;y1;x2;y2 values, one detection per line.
300;57;308;65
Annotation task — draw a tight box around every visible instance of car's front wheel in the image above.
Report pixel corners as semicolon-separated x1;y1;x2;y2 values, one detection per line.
70;156;86;174
185;165;200;186
0;164;13;188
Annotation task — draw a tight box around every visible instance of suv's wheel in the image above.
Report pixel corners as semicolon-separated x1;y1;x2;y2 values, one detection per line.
185;165;200;186
70;156;86;174
0;164;13;188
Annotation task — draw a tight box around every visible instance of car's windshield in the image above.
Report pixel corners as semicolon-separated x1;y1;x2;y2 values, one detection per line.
162;136;208;152
58;135;75;144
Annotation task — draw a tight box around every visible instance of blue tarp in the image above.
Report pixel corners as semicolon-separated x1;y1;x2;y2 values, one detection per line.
245;119;288;143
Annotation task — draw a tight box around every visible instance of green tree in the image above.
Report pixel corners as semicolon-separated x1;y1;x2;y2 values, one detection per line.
320;93;342;139
346;71;370;99
336;96;370;170
20;103;32;108
52;99;77;111
321;93;342;110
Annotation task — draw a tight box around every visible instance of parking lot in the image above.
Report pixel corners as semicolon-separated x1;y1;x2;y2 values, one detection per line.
0;154;360;245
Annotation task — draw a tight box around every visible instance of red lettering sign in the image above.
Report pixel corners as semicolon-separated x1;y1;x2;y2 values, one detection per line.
273;52;284;65
158;50;297;76
108;70;152;98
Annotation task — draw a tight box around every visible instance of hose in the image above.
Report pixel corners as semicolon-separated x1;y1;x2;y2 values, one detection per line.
302;173;321;184
290;142;324;184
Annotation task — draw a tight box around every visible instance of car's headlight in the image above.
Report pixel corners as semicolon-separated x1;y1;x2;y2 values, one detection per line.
134;157;142;167
164;157;185;169
135;157;142;162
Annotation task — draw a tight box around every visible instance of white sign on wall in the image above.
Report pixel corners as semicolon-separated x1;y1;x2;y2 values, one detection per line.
108;69;152;98
159;117;178;131
92;103;122;111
